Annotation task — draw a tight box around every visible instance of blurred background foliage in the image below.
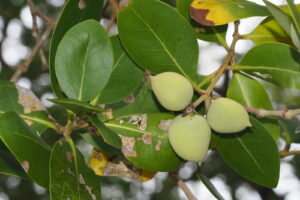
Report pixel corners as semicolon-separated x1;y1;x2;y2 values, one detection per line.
0;0;300;200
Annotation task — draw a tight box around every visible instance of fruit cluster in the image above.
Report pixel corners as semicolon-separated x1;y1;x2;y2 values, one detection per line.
151;72;252;163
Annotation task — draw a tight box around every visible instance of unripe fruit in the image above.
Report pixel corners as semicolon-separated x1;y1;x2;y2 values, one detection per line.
206;98;252;133
150;72;193;111
168;114;211;162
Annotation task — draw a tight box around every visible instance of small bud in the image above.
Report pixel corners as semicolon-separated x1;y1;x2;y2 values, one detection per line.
168;114;211;162
206;98;251;133
150;72;193;111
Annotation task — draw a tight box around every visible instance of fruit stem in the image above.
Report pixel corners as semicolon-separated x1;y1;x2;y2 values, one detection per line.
192;21;241;108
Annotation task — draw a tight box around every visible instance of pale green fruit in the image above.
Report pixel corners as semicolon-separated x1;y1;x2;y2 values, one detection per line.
206;98;252;133
150;72;193;111
168;114;211;162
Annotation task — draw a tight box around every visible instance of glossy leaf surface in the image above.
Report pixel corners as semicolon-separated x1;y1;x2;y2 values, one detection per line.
212;117;280;188
49;0;104;97
0;112;51;188
88;115;122;149
118;0;199;82
49;98;104;116
237;43;300;89
227;73;279;140
96;35;144;104
55;20;113;101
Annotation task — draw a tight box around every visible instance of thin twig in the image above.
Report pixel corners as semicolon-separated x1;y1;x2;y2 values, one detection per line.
106;0;119;32
10;23;54;82
27;0;49;70
280;150;300;158
192;21;241;108
169;172;198;200
245;107;300;120
27;0;55;25
10;0;55;82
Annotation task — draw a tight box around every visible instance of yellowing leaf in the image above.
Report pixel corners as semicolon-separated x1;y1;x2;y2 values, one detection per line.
89;148;156;182
90;149;112;176
140;170;156;182
190;0;270;26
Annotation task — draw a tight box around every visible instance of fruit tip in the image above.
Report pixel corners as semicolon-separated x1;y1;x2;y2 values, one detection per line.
247;121;252;127
197;161;202;167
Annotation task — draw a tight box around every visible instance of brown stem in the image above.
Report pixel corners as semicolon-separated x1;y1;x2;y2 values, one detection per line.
27;0;49;70
10;23;54;82
10;0;55;82
280;150;300;158
192;21;241;108
27;0;55;25
169;172;198;200
107;0;119;32
245;107;300;120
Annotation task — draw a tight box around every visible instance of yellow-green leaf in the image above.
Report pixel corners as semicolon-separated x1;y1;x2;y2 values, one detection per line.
245;4;300;47
190;0;270;26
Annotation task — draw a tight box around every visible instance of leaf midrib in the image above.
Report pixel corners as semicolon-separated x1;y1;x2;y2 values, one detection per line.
235;135;269;182
0;130;51;151
68;140;81;199
234;74;251;106
234;65;300;75
78;34;91;101
112;52;125;71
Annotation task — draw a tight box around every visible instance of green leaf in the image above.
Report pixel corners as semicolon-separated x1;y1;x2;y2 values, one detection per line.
0;112;51;188
0;80;23;113
55;19;113;101
0;81;57;134
21;111;58;134
88;115;122;149
105;113;181;171
245;4;300;46
0;152;29;179
48;105;68;127
263;0;300;48
190;0;270;26
236;43;300;89
81;133;121;155
113;82;160;117
112;82;161;118
212;117;280;188
286;0;300;35
50;139;101;200
245;17;293;46
49;0;104;98
197;173;225;200
177;0;228;46
226;73;279;140
49;98;104;116
0;140;7;152
279;119;300;143
96;35;144;104
118;0;199;82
